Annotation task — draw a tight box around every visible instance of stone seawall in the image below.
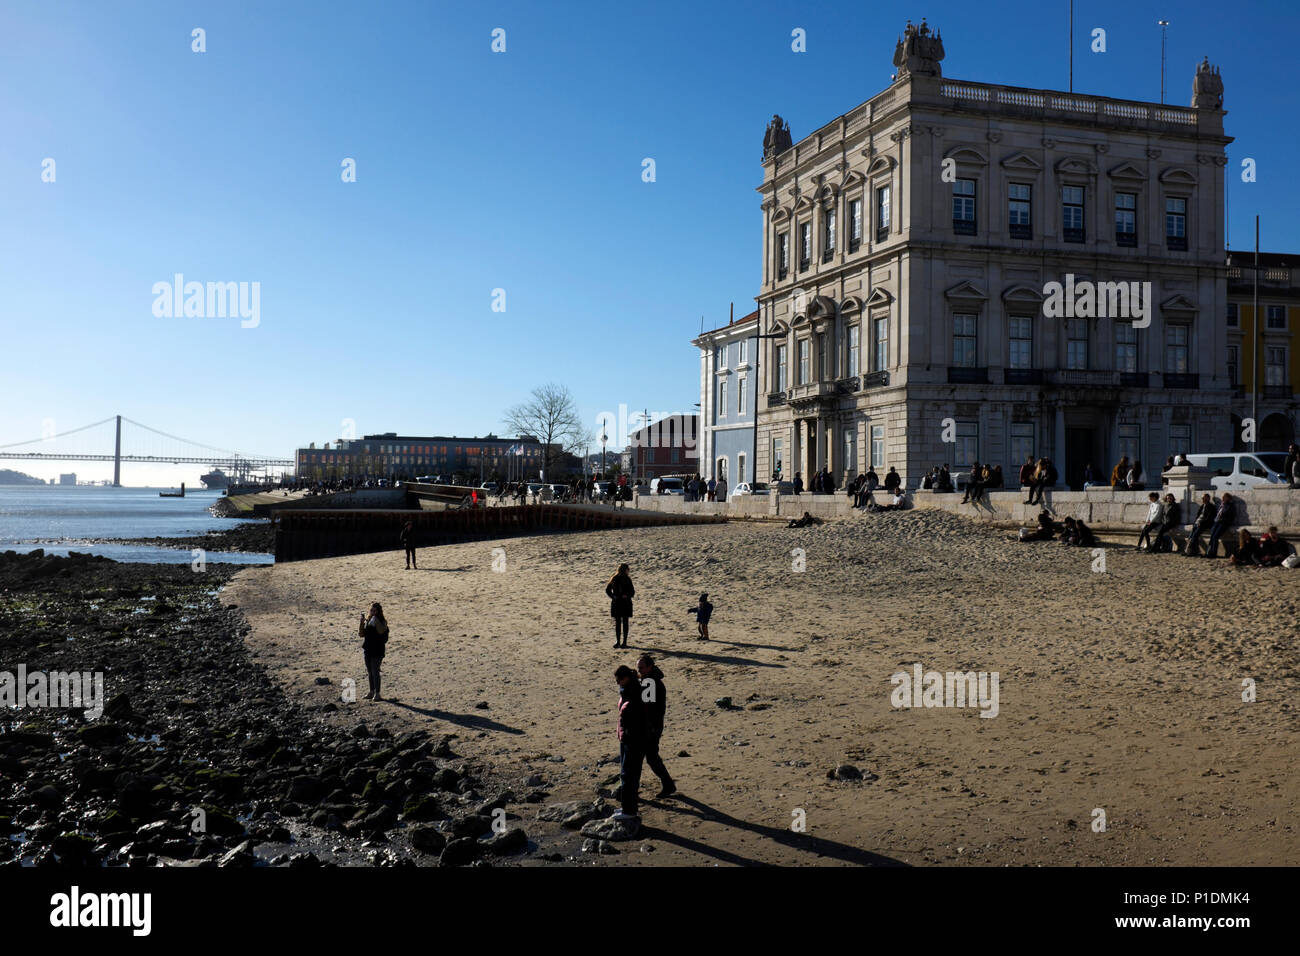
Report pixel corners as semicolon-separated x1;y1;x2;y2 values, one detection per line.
631;487;1300;534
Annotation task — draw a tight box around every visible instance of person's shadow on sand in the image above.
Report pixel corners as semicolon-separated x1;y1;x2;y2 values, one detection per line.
384;699;525;734
642;647;785;669
641;794;908;866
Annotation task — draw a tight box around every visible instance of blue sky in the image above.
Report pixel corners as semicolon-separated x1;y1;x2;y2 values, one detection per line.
1;0;1296;484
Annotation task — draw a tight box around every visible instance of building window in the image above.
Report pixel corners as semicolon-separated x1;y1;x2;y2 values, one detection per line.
1227;345;1240;386
777;232;789;279
1165;324;1189;374
1008;317;1033;369
1226;303;1238;328
876;185;891;242
1165;197;1187;250
849;198;863;251
798;338;810;384
799;223;811;270
822;207;836;261
776;344;788;391
873;316;888;371
1009;183;1032;239
738;339;747;364
718;380;727;418
1115;192;1137;247
818;332;829;380
772;437;784;480
1267;305;1287;330
737;377;747;416
848;325;860;377
1062;185;1085;242
871;424;885;468
1066;318;1088;370
843;430;856;475
1010;422;1035;473
737;453;746;484
1169;424;1192;457
953;178;976;235
1118;423;1141;465
715;345;725;371
952;313;977;367
1266;346;1287;386
954;421;979;470
1116;322;1138;372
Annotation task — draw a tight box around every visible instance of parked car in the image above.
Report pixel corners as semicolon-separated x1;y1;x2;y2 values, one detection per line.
649;477;686;495
1184;452;1288;490
730;482;770;497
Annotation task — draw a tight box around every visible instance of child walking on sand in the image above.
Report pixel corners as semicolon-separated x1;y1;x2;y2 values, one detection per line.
687;592;713;640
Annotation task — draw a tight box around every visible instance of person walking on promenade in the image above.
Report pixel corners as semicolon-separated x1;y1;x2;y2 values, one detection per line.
359;602;389;701
1205;492;1235;559
687;592;713;640
1185;493;1215;556
400;519;418;570
636;654;676;798
612;664;648;821
606;563;635;648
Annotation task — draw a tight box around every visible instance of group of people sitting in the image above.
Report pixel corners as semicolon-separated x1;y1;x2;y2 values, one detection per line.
961;461;1007;503
844;466;907;511
919;465;955;492
1018;511;1096;546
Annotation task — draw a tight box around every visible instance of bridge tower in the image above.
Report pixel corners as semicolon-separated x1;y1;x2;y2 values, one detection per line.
113;415;122;487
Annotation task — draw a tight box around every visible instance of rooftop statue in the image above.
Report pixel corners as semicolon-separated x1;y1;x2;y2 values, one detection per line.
893;18;945;79
1191;57;1223;109
763;114;793;161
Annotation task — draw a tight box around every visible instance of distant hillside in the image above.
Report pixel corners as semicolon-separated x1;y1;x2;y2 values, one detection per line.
0;469;46;485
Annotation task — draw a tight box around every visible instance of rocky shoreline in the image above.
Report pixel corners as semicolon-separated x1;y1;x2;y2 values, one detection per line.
0;549;554;867
72;521;276;555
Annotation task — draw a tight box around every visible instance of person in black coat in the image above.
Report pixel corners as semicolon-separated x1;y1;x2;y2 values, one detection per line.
637;654;676;798
1184;493;1215;556
1205;493;1235;558
1155;493;1182;553
400;520;417;570
606;564;635;648
613;665;649;820
358;602;389;701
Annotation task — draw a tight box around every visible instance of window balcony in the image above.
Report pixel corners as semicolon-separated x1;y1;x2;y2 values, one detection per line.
1116;232;1137;247
1004;368;1044;385
876;228;889;243
1009;223;1032;240
862;370;891;388
1063;228;1085;243
948;366;990;384
766;391;788;407
822;249;835;263
1119;371;1150;388
778;266;788;280
848;237;861;253
1163;372;1199;389
1166;236;1188;251
1263;384;1293;399
799;259;810;272
953;219;977;236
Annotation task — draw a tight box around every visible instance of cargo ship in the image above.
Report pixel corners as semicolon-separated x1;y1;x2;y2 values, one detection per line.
200;469;231;490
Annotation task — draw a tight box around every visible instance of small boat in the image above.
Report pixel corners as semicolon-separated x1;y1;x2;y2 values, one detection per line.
160;483;186;498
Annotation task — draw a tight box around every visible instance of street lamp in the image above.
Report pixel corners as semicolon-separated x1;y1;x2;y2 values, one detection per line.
600;427;607;477
1158;19;1170;104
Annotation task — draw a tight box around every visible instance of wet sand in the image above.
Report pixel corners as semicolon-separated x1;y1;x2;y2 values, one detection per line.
222;510;1300;865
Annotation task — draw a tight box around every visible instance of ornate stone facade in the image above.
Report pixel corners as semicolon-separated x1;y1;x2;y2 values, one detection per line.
755;26;1233;489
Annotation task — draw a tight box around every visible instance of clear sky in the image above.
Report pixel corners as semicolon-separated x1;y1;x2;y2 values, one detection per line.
2;0;1296;484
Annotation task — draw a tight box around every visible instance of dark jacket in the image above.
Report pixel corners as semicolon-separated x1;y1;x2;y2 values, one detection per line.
1213;497;1235;526
884;470;901;492
606;573;634;618
689;600;713;625
640;667;667;736
1075;520;1097;547
360;616;389;658
617;680;649;744
1159;501;1182;528
1191;501;1215;527
400;525;416;549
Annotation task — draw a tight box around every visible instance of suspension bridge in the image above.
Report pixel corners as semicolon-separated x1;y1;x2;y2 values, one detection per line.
0;416;292;486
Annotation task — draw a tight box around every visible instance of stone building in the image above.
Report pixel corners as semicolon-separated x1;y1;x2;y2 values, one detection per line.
753;20;1234;489
1225;251;1299;451
693;310;758;486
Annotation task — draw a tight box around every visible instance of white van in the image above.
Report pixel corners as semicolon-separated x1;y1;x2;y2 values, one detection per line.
649;477;685;495
1184;452;1289;490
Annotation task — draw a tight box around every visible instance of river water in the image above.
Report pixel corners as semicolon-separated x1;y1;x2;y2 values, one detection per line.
0;485;271;563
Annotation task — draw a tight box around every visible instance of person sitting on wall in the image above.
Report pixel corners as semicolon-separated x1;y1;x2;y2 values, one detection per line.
1111;455;1130;489
935;465;954;493
1154;493;1182;553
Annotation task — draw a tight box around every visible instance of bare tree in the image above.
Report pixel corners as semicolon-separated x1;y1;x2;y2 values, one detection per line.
503;384;590;480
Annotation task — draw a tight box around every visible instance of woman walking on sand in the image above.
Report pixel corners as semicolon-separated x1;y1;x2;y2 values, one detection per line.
359;602;389;701
606;563;635;648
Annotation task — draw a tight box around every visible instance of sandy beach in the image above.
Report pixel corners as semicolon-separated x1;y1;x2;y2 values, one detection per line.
222;510;1300;866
